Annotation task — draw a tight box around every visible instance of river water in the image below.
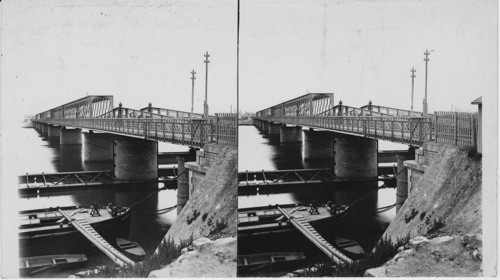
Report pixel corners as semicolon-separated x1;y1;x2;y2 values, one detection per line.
12;124;188;277
237;125;406;277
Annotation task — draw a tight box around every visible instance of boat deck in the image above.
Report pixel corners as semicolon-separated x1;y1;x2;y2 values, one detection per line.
19;206;126;234
238;204;346;234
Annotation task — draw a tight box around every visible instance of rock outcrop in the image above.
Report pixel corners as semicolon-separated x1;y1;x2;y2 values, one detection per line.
384;144;481;242
163;145;237;244
365;234;482;277
149;237;237;278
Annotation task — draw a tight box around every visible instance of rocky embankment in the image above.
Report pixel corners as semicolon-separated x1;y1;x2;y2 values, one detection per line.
372;144;482;276
365;234;482;277
153;145;237;277
385;144;481;241
149;237;237;278
164;145;237;243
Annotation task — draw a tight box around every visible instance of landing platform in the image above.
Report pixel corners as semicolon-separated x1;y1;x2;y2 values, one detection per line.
18;169;177;195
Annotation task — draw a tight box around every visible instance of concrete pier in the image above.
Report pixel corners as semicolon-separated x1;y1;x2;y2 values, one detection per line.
334;134;378;179
83;132;114;162
113;136;158;181
303;129;334;160
280;125;302;143
47;125;60;138
60;128;82;146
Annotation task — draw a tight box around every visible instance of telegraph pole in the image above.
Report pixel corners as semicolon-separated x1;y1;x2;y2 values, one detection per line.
203;52;210;117
410;68;416;115
423;49;430;116
190;70;196;117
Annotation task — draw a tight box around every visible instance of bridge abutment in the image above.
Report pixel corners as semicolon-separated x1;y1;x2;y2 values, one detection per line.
60;128;82;146
83;132;114;162
175;149;196;214
303;130;334;160
280;125;302;143
395;147;415;212
113;136;158;181
334;134;378;179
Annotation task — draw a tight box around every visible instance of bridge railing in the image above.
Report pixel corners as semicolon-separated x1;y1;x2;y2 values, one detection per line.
317;104;390;117
97;107;168;119
36;117;214;147
254;116;433;146
360;104;429;117
434;111;478;147
35;114;237;148
140;106;204;118
215;113;238;146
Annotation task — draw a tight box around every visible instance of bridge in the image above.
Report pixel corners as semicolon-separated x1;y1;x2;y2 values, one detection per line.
31;95;237;213
252;92;480;212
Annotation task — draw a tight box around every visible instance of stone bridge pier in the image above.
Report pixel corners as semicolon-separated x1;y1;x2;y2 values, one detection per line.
280;125;302;143
83;132;114;162
60;127;82;145
303;129;334;161
333;133;378;181
267;122;281;140
47;125;61;140
113;136;158;181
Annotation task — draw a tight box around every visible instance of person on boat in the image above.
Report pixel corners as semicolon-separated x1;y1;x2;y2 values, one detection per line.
90;202;100;217
309;200;320;215
326;201;336;214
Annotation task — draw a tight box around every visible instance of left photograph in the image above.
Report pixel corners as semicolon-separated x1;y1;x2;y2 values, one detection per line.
1;0;238;278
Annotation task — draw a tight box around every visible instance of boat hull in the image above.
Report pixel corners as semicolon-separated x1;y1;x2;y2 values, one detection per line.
115;237;146;262
238;252;306;274
19;254;87;276
19;208;131;257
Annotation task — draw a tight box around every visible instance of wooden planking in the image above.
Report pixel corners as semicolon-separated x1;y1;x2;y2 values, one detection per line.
277;207;352;265
58;210;135;267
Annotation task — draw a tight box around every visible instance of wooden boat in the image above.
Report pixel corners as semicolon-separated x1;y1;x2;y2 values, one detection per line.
238;252;306;273
334;237;365;258
19;205;131;257
238;203;348;236
19;254;87;275
115;237;146;261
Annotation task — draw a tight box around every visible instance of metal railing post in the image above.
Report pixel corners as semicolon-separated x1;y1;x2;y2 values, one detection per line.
454;112;458;146
215;114;219;144
434;114;438;142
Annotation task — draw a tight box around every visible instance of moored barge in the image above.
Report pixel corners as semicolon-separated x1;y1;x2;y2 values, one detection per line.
238;203;348;236
19;205;131;257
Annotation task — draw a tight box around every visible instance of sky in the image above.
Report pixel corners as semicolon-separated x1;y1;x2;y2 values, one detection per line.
2;0;237;122
239;0;497;114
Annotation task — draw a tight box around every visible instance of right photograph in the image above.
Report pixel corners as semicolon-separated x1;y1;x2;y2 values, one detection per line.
237;0;495;277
